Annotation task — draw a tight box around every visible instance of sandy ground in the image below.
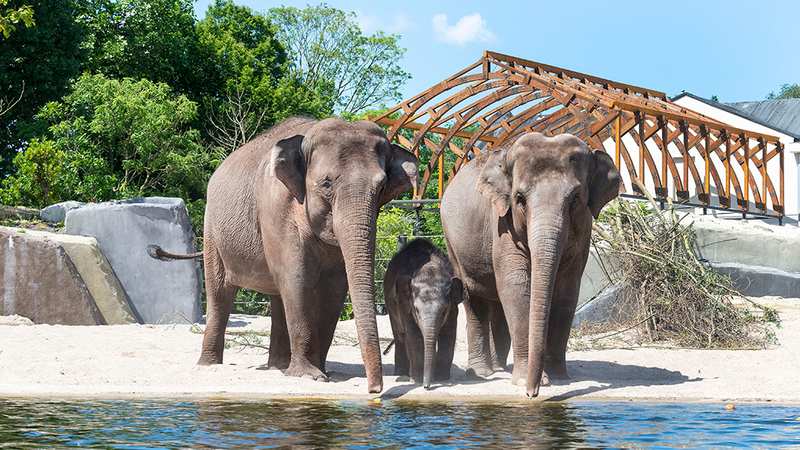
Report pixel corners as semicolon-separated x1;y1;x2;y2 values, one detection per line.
1;298;799;403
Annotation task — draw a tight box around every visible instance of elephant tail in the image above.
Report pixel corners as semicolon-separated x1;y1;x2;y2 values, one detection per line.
382;339;395;355
146;245;203;261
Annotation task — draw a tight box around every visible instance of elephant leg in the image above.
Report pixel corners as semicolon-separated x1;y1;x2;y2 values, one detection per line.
463;295;495;378
394;337;410;378
267;295;290;370
280;278;328;382
406;323;425;384
434;305;458;381
494;252;533;387
317;273;348;373
545;257;585;380
198;240;238;365
489;302;510;372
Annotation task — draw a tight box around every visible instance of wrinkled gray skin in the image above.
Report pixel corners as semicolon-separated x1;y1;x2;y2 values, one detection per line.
200;117;417;393
384;239;462;389
441;132;620;397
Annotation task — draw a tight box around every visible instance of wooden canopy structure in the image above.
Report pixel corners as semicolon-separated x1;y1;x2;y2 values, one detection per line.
373;51;785;219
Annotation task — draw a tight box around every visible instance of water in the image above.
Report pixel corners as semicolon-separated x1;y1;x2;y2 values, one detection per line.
0;399;799;448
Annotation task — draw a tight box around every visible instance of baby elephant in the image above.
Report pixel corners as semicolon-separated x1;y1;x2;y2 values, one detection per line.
384;238;463;389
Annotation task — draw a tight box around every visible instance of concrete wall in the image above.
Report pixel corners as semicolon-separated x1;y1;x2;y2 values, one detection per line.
0;226;137;325
579;213;800;304
65;197;202;324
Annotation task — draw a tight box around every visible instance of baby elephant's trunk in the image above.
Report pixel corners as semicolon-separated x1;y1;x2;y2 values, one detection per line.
422;330;437;389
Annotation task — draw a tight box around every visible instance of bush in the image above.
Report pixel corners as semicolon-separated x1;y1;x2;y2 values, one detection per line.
0;74;211;209
592;197;779;349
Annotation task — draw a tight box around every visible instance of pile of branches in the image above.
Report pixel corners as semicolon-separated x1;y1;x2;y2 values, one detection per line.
591;194;779;349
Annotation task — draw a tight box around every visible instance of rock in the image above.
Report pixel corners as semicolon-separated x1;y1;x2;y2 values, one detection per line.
0;315;34;326
40;201;84;223
710;263;800;298
64;197;202;324
0;226;138;325
572;285;631;328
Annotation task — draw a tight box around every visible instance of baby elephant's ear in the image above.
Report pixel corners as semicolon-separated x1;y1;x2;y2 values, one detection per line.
396;274;412;300
448;277;464;304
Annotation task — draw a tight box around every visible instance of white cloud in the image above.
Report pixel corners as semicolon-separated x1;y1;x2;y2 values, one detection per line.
432;13;495;45
356;11;411;35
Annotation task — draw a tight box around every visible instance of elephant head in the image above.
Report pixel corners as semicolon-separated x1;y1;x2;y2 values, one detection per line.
477;132;620;397
397;271;463;389
270;118;417;393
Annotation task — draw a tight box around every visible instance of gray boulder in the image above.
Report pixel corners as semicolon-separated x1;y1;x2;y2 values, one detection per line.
40;201;84;223
572;285;632;328
65;197;202;324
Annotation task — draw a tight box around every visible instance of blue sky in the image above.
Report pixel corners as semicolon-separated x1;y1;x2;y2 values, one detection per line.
195;0;800;103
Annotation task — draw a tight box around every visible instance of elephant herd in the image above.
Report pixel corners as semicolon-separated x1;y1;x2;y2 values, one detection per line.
154;116;621;398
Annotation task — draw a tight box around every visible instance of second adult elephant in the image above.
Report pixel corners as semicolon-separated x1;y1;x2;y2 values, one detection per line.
191;117;416;394
441;132;620;397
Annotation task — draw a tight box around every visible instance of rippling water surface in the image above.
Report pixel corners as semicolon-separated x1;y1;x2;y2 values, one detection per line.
1;399;799;448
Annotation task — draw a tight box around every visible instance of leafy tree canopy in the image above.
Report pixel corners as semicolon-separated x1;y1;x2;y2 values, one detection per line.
0;0;34;38
197;0;333;153
269;4;410;116
0;0;87;173
767;83;800;100
1;74;209;210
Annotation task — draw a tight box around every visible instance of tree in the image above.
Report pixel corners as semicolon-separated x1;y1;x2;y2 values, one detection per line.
81;0;207;101
767;84;800;99
269;4;410;116
0;0;33;38
0;0;87;174
1;74;210;209
197;0;332;153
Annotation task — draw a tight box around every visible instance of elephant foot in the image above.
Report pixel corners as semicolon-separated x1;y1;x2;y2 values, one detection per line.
544;360;570;380
396;375;411;382
197;353;222;365
434;368;452;382
511;371;550;386
284;360;329;382
465;364;494;379
266;355;290;371
491;363;507;372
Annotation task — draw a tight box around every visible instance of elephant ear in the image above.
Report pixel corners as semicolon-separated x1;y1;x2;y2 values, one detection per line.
448;277;464;305
270;134;306;203
588;149;622;219
381;143;418;205
477;147;513;217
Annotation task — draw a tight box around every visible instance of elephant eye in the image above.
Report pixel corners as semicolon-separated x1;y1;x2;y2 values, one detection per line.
319;178;332;189
515;192;525;206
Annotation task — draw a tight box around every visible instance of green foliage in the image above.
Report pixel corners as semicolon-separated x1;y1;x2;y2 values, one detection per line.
0;0;87;174
268;4;410;116
82;0;207;100
767;83;800;99
1;74;210;207
197;1;332;154
0;0;34;38
234;289;270;315
0;138;62;206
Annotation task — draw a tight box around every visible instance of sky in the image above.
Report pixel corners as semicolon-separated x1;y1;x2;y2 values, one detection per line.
194;0;800;104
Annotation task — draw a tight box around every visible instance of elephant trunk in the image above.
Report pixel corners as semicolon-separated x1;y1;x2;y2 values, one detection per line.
526;212;566;398
422;326;437;389
336;191;383;393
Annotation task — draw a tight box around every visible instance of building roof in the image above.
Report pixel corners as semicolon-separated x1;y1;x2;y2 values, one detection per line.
671;92;800;140
728;99;800;139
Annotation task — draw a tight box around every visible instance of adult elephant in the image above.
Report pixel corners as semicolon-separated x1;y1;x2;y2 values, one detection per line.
441;132;620;397
197;117;416;393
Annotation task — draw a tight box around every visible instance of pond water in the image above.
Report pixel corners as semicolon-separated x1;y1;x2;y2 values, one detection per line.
0;399;799;448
